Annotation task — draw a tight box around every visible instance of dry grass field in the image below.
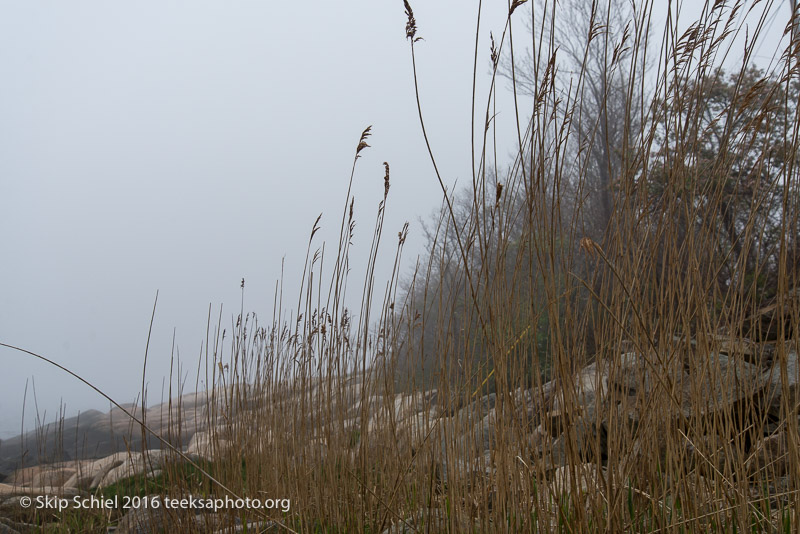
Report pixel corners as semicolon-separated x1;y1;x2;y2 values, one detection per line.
4;1;800;532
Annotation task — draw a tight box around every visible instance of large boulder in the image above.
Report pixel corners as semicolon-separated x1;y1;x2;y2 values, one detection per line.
3;461;87;489
688;353;763;417
96;449;170;488
761;348;800;418
607;350;764;420
551;361;609;417
185;428;231;463
0;483;79;497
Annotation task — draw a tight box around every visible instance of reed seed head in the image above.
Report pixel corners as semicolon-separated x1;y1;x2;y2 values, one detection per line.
404;1;421;42
383;161;390;197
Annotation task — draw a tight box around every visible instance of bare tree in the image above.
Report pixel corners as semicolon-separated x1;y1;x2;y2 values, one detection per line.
501;0;648;243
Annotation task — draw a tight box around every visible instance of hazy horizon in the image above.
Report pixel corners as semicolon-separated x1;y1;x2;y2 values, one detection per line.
0;0;518;440
0;0;789;440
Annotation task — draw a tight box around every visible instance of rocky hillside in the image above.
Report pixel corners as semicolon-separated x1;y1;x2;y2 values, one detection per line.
0;336;797;532
0;390;220;478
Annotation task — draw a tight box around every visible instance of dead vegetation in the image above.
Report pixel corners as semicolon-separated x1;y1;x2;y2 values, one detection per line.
4;1;800;532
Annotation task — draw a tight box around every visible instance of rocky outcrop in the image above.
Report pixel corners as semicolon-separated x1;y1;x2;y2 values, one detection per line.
0;390;224;477
2;449;171;496
2;338;797;531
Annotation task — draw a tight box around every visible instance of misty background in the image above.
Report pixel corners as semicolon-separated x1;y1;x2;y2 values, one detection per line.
0;0;784;440
0;0;517;440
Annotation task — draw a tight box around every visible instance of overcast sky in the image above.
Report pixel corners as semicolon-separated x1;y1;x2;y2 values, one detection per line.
0;0;517;439
0;1;791;439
